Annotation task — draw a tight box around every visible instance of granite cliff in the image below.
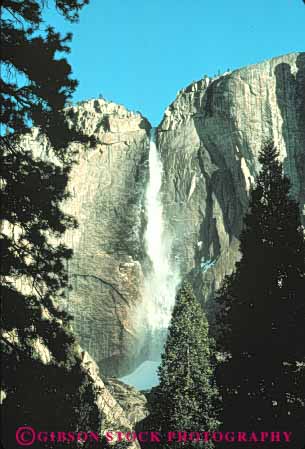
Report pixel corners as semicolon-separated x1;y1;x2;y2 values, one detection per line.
158;52;305;307
6;98;151;443
60;100;151;376
21;52;305;379
64;52;305;377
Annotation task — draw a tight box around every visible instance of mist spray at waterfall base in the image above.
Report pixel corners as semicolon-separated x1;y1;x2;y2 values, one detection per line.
120;128;180;390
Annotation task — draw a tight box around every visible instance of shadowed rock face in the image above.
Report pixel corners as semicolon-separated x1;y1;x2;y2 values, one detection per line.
104;378;149;426
80;351;144;449
157;52;305;307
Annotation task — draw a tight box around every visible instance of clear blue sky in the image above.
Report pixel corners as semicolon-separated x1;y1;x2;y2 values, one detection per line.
45;0;305;126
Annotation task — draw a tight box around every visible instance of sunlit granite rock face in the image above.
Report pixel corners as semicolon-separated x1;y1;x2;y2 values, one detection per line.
21;99;151;377
157;52;305;305
61;100;151;376
21;54;304;379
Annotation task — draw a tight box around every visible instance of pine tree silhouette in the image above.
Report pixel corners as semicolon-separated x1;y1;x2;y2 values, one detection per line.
215;142;305;448
1;2;100;447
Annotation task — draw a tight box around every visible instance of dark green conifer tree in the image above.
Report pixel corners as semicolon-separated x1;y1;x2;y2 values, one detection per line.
215;142;305;446
151;282;220;448
0;2;101;447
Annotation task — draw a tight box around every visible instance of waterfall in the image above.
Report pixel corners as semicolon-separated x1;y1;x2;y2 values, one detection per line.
142;128;180;354
120;128;180;389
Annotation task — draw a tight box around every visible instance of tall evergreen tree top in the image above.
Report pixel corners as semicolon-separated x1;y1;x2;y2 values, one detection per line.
239;142;305;285
159;282;212;386
214;142;305;438
215;141;305;359
155;282;219;440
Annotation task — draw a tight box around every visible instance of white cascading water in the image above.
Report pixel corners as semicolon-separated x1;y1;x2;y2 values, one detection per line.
143;128;180;331
121;128;180;389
